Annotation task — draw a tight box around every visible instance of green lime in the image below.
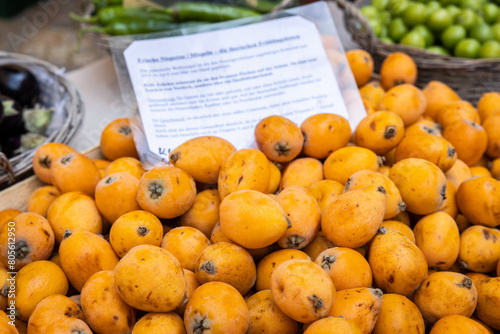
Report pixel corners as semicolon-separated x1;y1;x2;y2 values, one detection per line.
478;40;500;58
469;23;495;43
441;25;467;49
361;5;379;20
426;1;442;15
445;5;461;21
483;3;500;24
454;38;481;58
379;26;388;38
460;0;482;11
427;8;453;31
389;17;409;42
388;0;409;15
403;3;429;27
455;8;477;29
413;24;435;46
441;0;460;6
372;0;389;10
427;45;451;55
493;23;500;41
368;19;384;37
380;10;392;26
380;37;395;44
400;30;427;48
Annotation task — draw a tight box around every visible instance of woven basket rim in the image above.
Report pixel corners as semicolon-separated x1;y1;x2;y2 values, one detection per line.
338;0;500;68
0;51;84;186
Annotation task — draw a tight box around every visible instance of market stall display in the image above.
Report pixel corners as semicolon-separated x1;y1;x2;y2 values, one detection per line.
1;1;500;333
0;46;499;333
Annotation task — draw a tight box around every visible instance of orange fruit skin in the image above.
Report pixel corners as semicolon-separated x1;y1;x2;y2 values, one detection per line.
369;228;428;296
246;290;299;334
430;315;491;334
321;185;387;249
44;318;93;334
380;52;417;90
304;317;362;334
372;293;425;334
95;172;141;223
80;270;136;333
413;272;478;325
100;118;139;161
378;84;427;126
104;157;145;180
10;260;69;321
346;49;374;87
32;143;76;184
169;136;236;184
184;281;249;334
300;114;351;159
315;247;373;291
0;212;55;271
132;312;187;334
47;191;103;244
423;81;461;120
114;245;187;313
59;229;119;292
218;149;271;200
109;210;164;258
280;158;324;191
219;190;290;249
27;186;60;217
194;242;256;296
270;259;335;323
51;152;102;197
477;92;500;121
137;166;197;219
27;294;84;334
254;115;304;163
327;287;383;334
162;226;211;272
180;189;220;238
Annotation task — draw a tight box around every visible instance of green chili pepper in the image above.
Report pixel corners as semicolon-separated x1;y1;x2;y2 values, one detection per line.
93;0;123;10
243;0;279;13
157;2;260;22
79;19;209;36
70;6;173;25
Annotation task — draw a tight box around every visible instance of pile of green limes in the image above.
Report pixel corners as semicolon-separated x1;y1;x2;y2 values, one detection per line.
360;0;500;58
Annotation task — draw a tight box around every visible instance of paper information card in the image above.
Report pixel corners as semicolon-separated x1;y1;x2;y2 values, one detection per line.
124;15;349;157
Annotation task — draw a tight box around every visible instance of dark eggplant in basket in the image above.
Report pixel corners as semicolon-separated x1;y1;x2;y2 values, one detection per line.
0;135;22;158
0;95;26;139
0;65;40;107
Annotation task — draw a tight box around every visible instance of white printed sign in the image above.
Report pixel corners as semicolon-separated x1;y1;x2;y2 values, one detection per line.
124;15;349;157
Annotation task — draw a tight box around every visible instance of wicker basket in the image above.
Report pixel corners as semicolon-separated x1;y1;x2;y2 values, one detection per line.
337;0;500;105
0;52;84;188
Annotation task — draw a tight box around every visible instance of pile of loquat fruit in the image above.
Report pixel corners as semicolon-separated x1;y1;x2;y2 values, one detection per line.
0;50;499;334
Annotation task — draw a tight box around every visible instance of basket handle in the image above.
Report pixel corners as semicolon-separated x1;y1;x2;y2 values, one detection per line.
334;0;376;53
0;153;15;185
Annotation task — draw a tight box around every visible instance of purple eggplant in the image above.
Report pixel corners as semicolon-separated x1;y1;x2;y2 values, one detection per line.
0;135;22;158
0;65;40;107
0;95;26;140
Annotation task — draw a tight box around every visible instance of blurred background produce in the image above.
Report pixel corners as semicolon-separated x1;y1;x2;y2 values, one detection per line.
359;0;500;58
70;0;294;38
